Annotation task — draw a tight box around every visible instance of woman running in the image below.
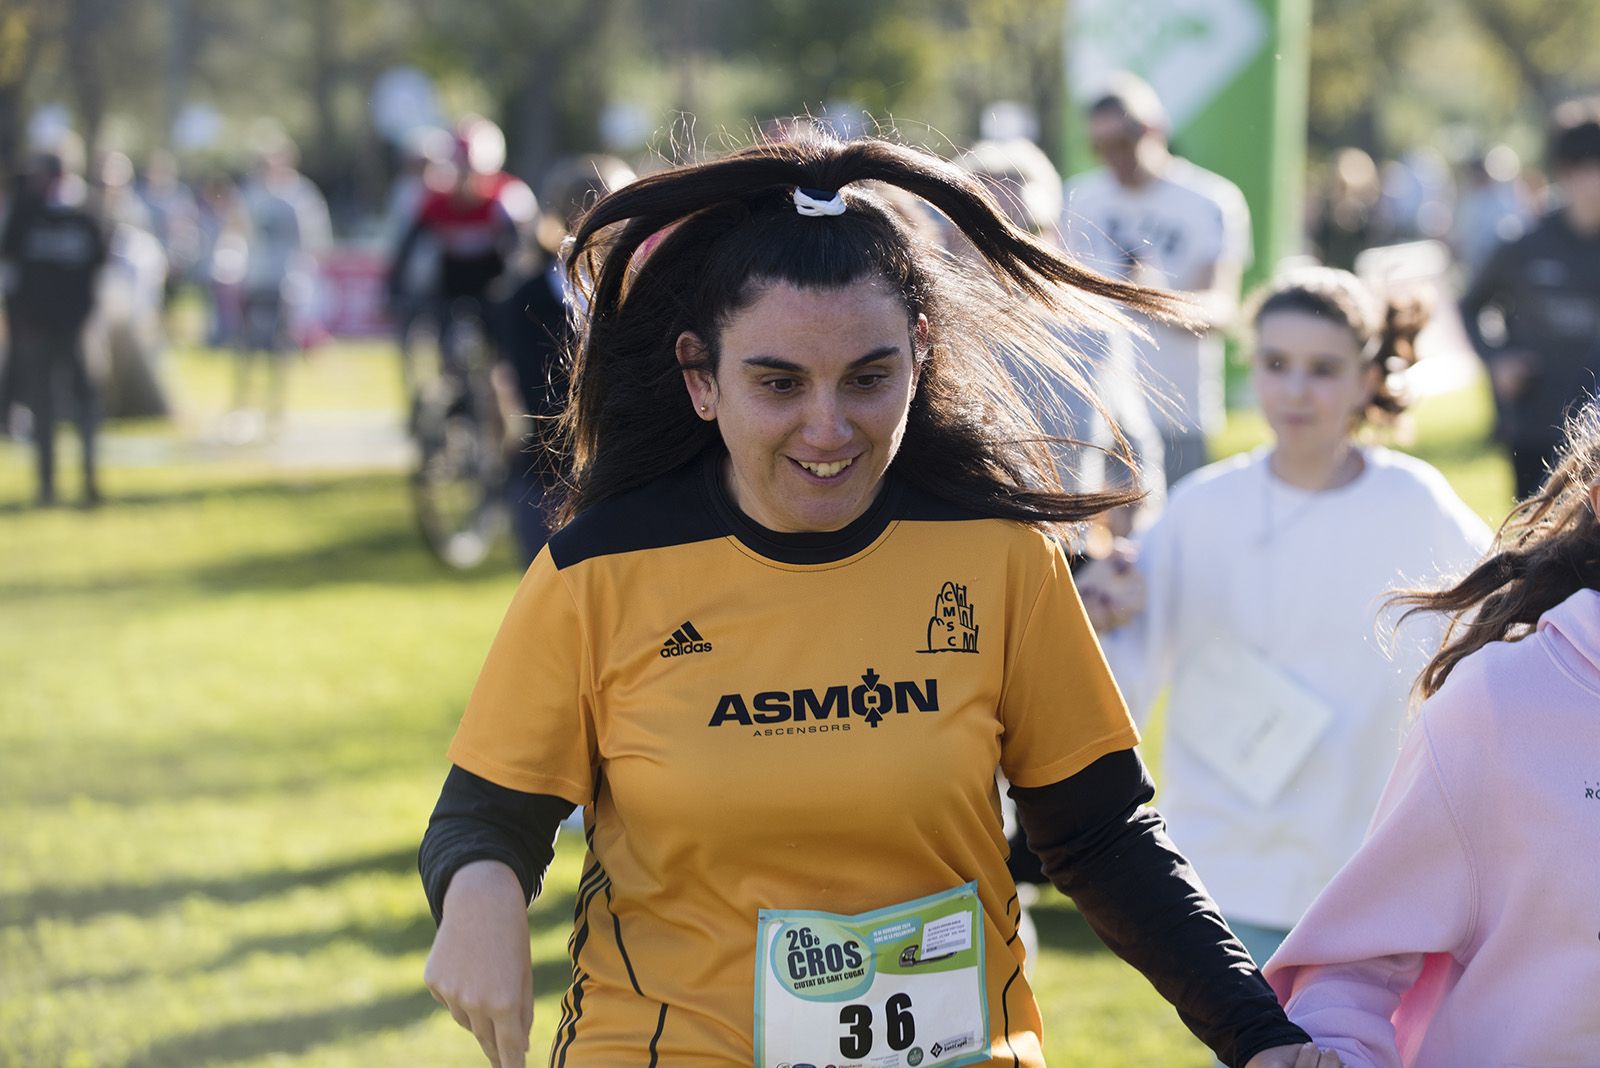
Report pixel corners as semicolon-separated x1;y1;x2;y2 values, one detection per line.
419;131;1338;1068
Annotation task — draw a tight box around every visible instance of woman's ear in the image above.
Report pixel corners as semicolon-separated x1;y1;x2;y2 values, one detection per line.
1588;478;1600;519
911;314;930;386
676;331;718;421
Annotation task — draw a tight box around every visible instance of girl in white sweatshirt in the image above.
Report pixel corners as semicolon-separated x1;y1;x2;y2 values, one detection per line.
1084;266;1489;971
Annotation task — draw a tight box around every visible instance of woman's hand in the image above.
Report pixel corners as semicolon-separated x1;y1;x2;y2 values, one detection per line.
1243;1043;1346;1068
424;860;535;1068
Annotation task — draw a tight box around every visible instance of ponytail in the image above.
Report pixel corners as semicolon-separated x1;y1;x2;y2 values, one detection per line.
553;127;1196;528
1366;293;1428;422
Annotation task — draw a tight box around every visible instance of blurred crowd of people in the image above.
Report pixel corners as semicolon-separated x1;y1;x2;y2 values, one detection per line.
4;85;1599;537
1309;141;1538;276
4;62;1599;1068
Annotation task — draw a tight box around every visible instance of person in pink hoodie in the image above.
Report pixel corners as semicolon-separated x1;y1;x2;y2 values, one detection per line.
1264;400;1600;1068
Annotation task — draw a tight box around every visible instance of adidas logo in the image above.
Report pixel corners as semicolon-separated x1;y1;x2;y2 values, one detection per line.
660;621;713;658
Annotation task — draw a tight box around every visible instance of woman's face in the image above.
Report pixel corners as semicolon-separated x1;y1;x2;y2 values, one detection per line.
1252;309;1379;459
678;278;922;533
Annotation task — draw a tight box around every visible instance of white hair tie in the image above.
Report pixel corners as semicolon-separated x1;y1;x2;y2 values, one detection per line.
793;186;846;217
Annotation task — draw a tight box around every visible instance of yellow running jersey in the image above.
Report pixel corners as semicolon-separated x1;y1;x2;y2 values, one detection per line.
449;452;1139;1066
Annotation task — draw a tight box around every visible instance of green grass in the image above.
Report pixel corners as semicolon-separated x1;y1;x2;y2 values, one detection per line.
0;341;1516;1068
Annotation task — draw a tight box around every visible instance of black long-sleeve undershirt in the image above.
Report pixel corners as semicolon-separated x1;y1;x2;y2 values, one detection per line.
1009;749;1310;1066
418;751;1308;1065
417;765;573;925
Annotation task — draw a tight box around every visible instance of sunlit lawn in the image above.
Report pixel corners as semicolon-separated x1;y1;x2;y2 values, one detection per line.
0;335;1512;1067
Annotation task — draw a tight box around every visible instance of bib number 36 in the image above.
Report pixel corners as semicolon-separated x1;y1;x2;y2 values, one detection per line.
754;883;986;1068
838;992;915;1057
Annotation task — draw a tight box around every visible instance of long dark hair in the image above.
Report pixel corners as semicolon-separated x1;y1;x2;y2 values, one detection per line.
1247;265;1428;426
1393;402;1600;698
553;129;1191;529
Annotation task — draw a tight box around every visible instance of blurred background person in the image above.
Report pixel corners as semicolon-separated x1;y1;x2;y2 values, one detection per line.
1062;72;1252;489
387;114;536;378
1376;147;1454;244
89;148;172;421
957;133;1164;972
1460;96;1600;500
961;134;1166;528
1451;143;1533;277
1311;148;1384;271
137;149;204;313
491;152;633;564
0;143;109;507
229;133;331;441
1082;265;1489;994
196;170;247;348
382;126;453;337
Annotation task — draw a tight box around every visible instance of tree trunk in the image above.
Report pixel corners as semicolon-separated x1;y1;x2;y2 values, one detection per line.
1460;0;1564;110
0;3;43;184
307;0;345;211
1032;1;1068;164
506;49;560;186
0;83;22;185
66;0;108;169
163;0;195;147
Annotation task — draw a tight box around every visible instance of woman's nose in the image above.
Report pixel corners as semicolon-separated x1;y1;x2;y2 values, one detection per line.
801;393;852;450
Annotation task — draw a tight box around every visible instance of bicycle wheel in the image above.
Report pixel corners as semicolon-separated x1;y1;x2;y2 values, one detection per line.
395;302;438;409
409;311;509;570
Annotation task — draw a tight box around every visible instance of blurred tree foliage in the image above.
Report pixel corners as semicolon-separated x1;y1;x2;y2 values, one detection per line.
1308;0;1600;162
4;0;1598;213
1458;0;1600;110
1307;0;1435;151
0;1;48;180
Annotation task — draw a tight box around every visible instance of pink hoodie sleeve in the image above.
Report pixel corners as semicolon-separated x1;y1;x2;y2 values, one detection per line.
1263;702;1480;1068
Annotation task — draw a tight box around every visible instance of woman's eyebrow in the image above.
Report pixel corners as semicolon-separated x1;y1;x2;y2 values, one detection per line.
741;346;902;372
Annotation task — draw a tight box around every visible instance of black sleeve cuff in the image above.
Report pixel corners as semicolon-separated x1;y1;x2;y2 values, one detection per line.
1010;750;1311;1067
417;765;575;925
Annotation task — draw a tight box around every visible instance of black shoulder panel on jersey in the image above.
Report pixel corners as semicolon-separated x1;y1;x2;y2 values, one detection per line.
549;450;1002;570
547;457;730;570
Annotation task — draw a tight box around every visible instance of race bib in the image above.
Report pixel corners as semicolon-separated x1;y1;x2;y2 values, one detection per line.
754;883;989;1068
1167;641;1335;807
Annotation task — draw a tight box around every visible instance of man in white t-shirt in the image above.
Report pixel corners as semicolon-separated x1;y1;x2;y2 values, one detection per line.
1062;74;1252;488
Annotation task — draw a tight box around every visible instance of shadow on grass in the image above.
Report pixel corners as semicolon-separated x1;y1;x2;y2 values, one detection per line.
123;954;574;1068
121;987;443;1068
0;470;400;516
0;523;492;603
1;469;521;601
193;890;575;978
1030;898;1114;959
1;844;420;928
46;891;577;996
14;719;453;808
183;526;488;593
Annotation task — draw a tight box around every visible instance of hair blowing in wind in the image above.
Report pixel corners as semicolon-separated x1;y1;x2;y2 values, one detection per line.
551;129;1197;529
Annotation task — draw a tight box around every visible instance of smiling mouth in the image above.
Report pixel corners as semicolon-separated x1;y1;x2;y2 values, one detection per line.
794;457;855;479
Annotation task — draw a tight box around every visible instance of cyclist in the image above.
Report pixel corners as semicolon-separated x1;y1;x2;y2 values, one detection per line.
491;154;635;563
387;116;539;569
388;114;536;374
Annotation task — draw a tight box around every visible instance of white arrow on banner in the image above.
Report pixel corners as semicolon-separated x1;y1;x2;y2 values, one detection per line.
1068;0;1268;131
